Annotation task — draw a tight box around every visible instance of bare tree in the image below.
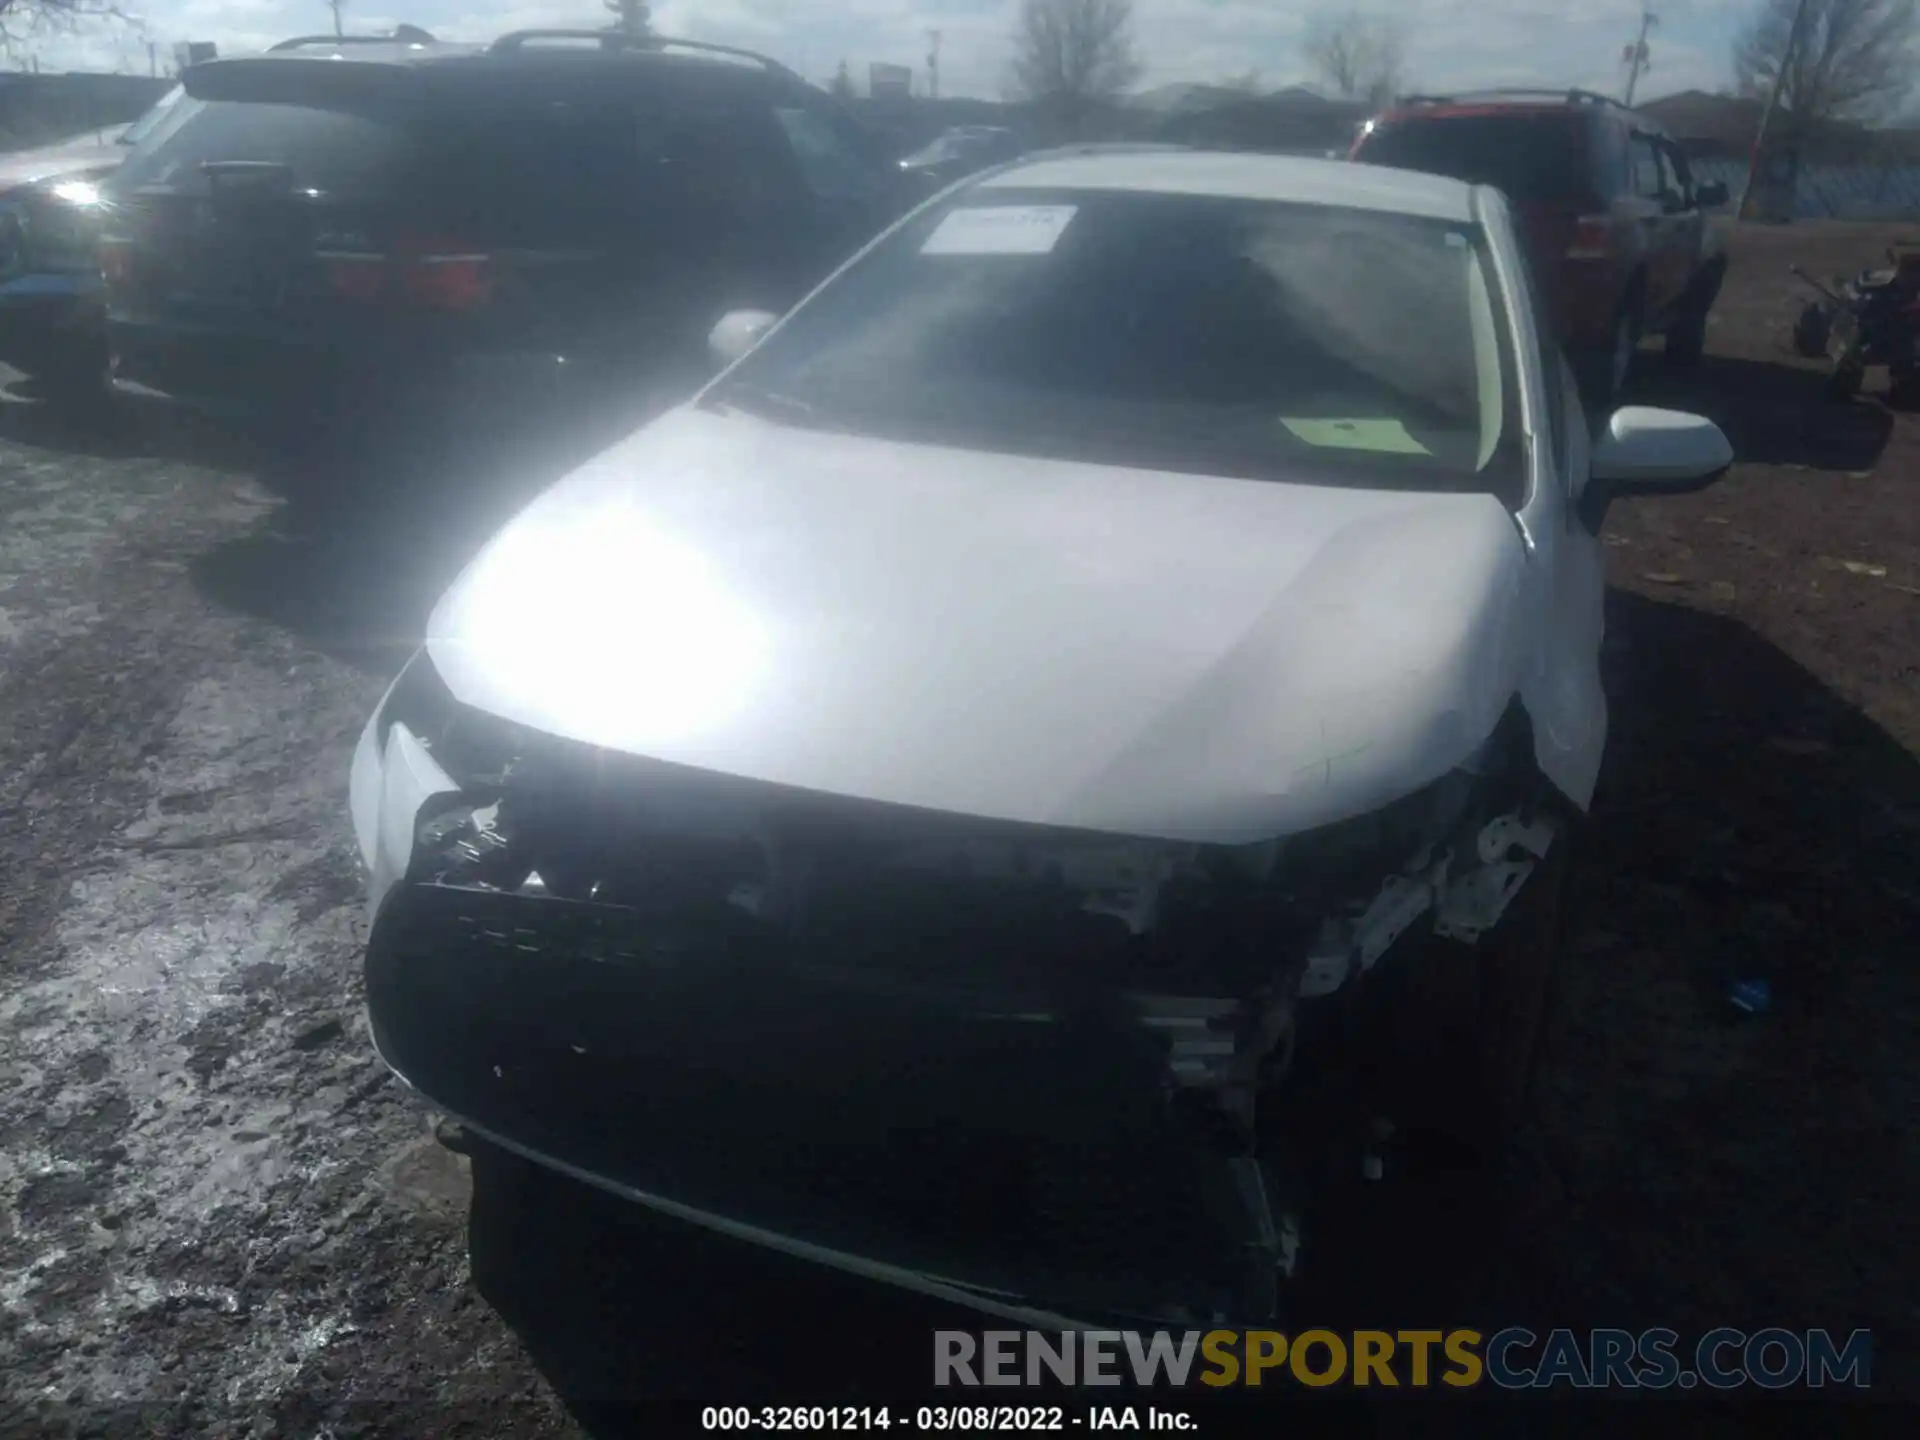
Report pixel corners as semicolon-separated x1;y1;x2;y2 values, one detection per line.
0;0;135;52
1302;7;1406;108
1732;0;1918;141
1007;0;1142;109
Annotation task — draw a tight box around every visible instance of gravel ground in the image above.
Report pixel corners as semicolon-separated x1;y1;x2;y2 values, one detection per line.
1;222;1916;1436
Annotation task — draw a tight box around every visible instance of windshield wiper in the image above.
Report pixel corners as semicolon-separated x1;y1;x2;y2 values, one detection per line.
709;383;831;429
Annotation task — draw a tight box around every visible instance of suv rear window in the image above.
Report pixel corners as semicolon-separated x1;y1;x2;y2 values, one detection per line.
417;86;798;244
1355;114;1592;203
111;75;804;247
111;96;421;197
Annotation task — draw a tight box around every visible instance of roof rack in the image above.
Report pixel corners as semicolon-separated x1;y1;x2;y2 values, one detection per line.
1401;87;1624;109
487;29;801;81
269;27;436;52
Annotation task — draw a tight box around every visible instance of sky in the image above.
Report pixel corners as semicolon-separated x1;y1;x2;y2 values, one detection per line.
11;0;1753;105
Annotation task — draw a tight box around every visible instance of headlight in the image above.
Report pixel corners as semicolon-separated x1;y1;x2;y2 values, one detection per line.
6;181;111;271
48;180;103;209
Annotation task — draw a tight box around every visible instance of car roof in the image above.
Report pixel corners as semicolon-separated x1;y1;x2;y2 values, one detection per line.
974;149;1477;223
1370;89;1650;132
190;31;804;94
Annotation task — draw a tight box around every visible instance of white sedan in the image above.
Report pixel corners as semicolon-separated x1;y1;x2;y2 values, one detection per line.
349;148;1730;1327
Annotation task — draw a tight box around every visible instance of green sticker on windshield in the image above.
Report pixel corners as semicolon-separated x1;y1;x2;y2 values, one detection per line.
1279;417;1433;456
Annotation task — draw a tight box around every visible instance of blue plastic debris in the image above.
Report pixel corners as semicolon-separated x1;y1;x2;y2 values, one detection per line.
1729;978;1772;1015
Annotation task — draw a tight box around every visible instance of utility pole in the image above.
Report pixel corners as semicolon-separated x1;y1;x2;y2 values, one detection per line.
148;41;158;77
1622;6;1658;108
1739;0;1814;219
606;0;651;37
926;29;941;100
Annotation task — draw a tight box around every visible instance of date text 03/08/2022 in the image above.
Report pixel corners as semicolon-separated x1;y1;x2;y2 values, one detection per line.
702;1406;1194;1432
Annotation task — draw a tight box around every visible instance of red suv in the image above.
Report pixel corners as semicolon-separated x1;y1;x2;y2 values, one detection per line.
1350;89;1729;406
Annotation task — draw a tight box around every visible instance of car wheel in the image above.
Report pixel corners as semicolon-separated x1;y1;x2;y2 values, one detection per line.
1825;358;1865;403
1370;839;1571;1162
465;1139;551;1326
30;332;113;418
1573;298;1643;417
1664;266;1721;367
1792;301;1833;359
1606;300;1643;399
38;364;113;419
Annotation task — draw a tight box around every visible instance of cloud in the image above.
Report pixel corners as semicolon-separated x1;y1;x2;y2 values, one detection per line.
14;0;1736;103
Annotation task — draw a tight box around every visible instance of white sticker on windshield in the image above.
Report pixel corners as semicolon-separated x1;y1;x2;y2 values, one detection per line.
921;205;1077;256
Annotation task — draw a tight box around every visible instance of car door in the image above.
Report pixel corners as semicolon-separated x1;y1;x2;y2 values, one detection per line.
1622;129;1675;313
1494;194;1609;807
1641;131;1691;314
1656;136;1705;313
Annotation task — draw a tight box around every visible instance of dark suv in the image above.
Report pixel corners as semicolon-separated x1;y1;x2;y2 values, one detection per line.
1350;89;1729;405
99;30;908;436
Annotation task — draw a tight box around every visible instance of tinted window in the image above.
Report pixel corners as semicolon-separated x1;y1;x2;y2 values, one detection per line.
708;189;1522;501
1628;135;1663;198
119;85;186;148
1356;115;1590;202
419;94;646;242
1589;120;1629;197
111;96;420;196
1659;140;1692;201
421;88;796;244
774;105;883;201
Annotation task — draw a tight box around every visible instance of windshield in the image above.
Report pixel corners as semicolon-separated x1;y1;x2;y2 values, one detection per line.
119;85;187;147
705;187;1522;499
1354;116;1590;203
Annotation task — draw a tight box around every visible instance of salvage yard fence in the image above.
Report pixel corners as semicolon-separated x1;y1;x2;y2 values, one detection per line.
1691;158;1920;222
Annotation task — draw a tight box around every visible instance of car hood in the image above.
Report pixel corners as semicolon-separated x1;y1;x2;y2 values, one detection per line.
0;133;126;194
426;407;1531;845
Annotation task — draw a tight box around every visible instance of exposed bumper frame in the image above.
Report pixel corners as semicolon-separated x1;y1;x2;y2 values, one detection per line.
367;1014;1111;1331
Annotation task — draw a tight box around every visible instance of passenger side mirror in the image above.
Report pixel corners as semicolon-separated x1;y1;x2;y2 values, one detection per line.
1578;406;1732;531
708;309;779;370
1696;180;1730;208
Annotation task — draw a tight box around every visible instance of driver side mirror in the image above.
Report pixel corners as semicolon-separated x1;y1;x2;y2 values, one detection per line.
708;309;779;371
1578;406;1732;532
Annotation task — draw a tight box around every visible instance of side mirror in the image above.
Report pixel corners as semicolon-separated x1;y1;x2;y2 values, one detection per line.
1578;406;1732;531
1696;180;1730;208
707;309;779;370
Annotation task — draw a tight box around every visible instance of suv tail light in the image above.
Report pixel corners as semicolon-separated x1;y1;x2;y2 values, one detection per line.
1566;216;1612;261
318;231;496;311
397;230;494;310
321;252;386;301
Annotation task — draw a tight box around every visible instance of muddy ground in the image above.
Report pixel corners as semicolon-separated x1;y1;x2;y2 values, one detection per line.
1;221;1915;1436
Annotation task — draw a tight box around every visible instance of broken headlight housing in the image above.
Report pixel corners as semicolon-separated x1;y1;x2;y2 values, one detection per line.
380;648;521;794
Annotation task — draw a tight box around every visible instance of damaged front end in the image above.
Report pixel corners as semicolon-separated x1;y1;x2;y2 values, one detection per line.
363;656;1566;1326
